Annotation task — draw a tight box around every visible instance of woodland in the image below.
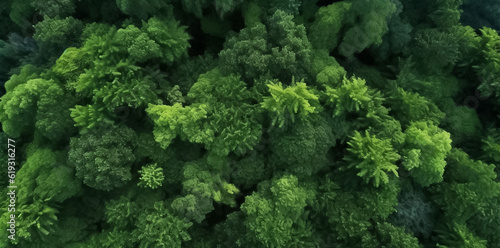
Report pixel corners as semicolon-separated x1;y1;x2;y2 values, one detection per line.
1;0;500;247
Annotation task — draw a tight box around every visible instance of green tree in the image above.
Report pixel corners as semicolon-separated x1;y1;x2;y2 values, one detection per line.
147;102;213;148
313;174;400;244
241;175;317;247
70;104;114;130
307;49;346;87
134;202;192;248
308;2;351;51
231;152;271;190
68;124;137;190
431;149;500;223
188;69;262;160
105;195;139;229
219;10;312;83
325;76;388;122
138;163;165;189
386;87;445;127
269;118;335;176
261;79;320;128
0;148;81;245
142;17;191;64
435;222;488;248
0;77;76;140
481;129;500;173
338;0;397;57
402;121;452;187
361;222;422;248
172;160;239;223
344;130;400;187
476;27;500;101
33;16;83;50
31;0;77;17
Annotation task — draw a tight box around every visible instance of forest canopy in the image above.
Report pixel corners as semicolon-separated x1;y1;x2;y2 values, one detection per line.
1;0;500;247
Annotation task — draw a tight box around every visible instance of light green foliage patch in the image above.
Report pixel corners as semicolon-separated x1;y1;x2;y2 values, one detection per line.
402;121;452;187
261;79;320;127
345;130;400;187
138;163;165;189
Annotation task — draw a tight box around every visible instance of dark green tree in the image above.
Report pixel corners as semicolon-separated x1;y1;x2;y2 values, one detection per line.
68;125;137;191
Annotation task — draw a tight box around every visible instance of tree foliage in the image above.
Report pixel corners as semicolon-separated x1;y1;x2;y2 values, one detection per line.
2;1;500;247
134;202;192;248
308;2;351;52
338;0;397;57
68;125;137;190
269;118;335;176
138;163;165;189
0;77;75;140
326;76;388;122
261;79;320;127
345;130;400;187
219;10;312;83
241;175;317;247
402;121;452;187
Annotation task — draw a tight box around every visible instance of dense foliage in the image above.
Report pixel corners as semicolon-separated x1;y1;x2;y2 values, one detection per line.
1;0;500;247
